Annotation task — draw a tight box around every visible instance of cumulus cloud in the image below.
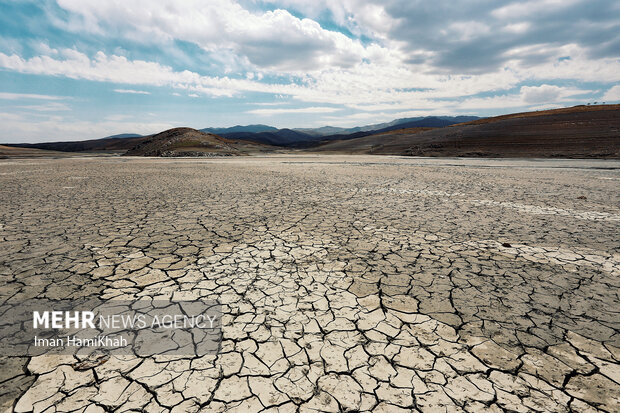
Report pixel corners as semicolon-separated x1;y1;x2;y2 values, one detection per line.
0;48;508;106
520;84;564;103
42;1;620;88
602;85;620;102
442;84;592;110
284;0;620;73
0;46;613;115
0;0;618;141
54;0;384;72
0;50;258;98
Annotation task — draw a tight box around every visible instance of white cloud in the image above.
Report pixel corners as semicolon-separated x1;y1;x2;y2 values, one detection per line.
252;102;290;106
520;84;564;103
503;22;531;34
54;0;384;72
0;92;65;100
43;0;620;82
0;51;173;85
1;0;616;142
262;0;396;40
16;102;71;112
114;88;150;94
518;45;620;83
491;0;580;19
442;21;490;41
602;85;620;102
1;47;612;117
0;112;24;122
0;113;176;143
449;85;592;110
33;42;59;56
246;106;340;115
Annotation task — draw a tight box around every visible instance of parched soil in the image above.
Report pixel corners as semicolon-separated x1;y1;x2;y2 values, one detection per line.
1;155;619;412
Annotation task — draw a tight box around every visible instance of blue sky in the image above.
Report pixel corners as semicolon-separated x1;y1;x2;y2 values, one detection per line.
1;0;619;143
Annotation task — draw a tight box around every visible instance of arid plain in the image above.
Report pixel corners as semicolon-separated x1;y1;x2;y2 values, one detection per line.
1;155;619;412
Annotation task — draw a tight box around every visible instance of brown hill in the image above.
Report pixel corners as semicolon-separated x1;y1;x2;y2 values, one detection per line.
0;145;71;158
123;127;272;156
314;105;620;158
4;129;277;156
5;135;147;153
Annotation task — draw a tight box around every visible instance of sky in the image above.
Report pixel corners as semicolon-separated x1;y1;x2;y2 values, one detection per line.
0;0;619;143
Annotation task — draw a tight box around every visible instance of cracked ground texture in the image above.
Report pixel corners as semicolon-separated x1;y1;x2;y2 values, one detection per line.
0;155;619;413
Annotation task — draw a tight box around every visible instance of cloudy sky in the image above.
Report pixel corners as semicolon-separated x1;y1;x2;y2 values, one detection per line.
1;0;619;142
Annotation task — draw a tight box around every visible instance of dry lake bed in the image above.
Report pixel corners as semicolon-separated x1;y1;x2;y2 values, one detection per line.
1;155;619;412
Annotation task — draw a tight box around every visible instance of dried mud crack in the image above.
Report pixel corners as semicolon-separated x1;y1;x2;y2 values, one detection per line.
0;155;619;412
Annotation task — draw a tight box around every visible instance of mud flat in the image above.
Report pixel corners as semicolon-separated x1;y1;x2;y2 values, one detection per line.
1;155;619;412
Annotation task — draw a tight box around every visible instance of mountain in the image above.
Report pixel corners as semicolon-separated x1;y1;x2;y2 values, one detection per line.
313;105;620;158
201;124;278;134
124;127;274;156
294;116;480;137
221;116;478;147
293;126;348;137
288;117;465;147
218;128;316;146
6;116;477;151
3;106;617;158
294;118;425;136
438;115;480;124
371;117;455;132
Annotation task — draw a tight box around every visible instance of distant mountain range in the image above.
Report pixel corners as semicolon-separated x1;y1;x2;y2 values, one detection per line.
4;115;480;151
3;106;619;158
72;116;482;148
293;115;480;137
201;116;481;147
200;124;278;134
209;128;313;146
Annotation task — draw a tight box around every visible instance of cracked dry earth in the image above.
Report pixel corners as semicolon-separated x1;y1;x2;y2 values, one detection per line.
1;155;619;413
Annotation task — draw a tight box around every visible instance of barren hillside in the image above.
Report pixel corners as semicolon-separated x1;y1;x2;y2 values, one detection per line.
124;128;275;156
314;105;620;158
